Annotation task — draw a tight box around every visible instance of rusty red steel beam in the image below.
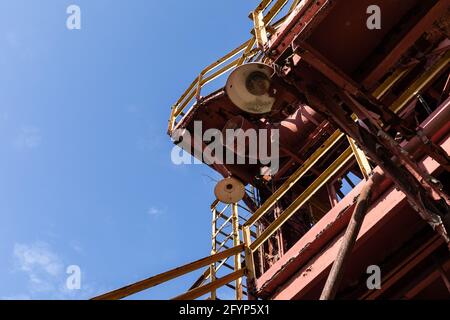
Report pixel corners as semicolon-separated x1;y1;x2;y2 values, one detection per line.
268;0;336;61
291;41;361;96
408;266;450;299
284;35;450;248
262;101;449;299
288;46;450;184
293;71;450;247
388;254;450;299
299;50;450;178
332;72;450;207
280;1;449;158
361;235;443;300
363;0;450;88
400;259;450;299
376;129;450;205
270;163;447;300
436;259;450;294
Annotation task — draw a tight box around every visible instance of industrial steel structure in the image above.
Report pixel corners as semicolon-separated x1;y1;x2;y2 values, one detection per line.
95;0;450;300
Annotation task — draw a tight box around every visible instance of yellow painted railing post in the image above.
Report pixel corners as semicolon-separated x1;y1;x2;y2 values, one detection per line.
347;137;372;179
253;10;268;49
195;73;204;101
210;205;217;300
232;203;243;300
243;225;257;300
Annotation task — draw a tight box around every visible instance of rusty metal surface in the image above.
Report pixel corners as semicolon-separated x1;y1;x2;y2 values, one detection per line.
165;0;450;300
255;99;450;297
271;150;448;299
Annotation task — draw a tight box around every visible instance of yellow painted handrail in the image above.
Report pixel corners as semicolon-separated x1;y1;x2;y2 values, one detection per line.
250;147;354;252
244;129;345;227
168;0;297;134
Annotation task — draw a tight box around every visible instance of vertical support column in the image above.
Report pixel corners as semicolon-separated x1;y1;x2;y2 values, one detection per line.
243;225;257;300
232;203;243;300
327;183;339;207
274;206;285;258
195;73;204;101
252;10;268;49
258;223;265;277
347;136;372;179
210;206;217;300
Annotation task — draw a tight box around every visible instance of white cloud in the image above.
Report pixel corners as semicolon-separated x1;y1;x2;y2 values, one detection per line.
147;206;164;217
10;241;102;300
14;242;63;276
13;242;63;293
13;126;42;150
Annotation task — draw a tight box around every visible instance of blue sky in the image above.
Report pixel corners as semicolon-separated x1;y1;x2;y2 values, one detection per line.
0;0;257;299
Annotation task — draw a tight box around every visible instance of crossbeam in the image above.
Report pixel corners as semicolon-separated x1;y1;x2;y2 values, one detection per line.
92;244;245;300
172;269;246;300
